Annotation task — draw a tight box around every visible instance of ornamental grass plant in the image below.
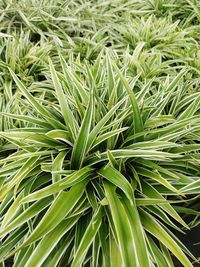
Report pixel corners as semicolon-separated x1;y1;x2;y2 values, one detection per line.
0;1;199;267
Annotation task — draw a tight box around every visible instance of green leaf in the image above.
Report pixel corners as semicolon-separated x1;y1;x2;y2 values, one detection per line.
180;180;200;193
49;57;78;140
49;58;78;136
0;156;40;201
178;94;200;120
141;182;189;229
135;198;168;206
52;151;66;183
114;64;143;139
87;96;127;151
1;113;51;129
0;226;28;261
71;91;94;169
121;197;151;267
21;182;87;247
59;53;88;104
1;192;23;228
136;166;181;194
24;216;78;267
147;236;169;267
125;141;179;150
46;130;72;146
140;209;192;267
91;127;128;150
71;207;102;267
86;149;181;165
9;69;50;118
103;181;138;267
98;165;133;201
21;167;92;203
0;197;53;238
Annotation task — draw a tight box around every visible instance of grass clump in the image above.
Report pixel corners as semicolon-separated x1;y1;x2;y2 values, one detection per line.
0;1;199;267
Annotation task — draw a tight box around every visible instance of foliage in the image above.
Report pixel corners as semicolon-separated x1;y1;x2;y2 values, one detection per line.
0;1;199;266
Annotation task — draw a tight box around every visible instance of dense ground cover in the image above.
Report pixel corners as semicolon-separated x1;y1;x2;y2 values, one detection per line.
0;1;200;266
